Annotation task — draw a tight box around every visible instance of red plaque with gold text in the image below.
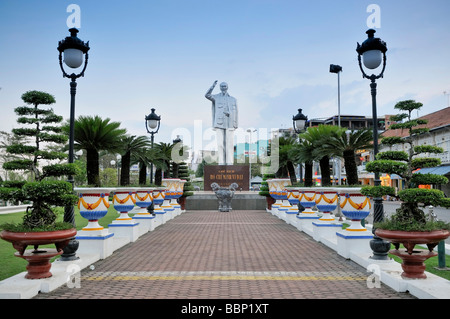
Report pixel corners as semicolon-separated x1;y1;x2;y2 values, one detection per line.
203;165;249;191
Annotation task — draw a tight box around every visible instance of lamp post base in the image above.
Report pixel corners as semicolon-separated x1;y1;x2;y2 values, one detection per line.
60;238;80;261
369;237;391;260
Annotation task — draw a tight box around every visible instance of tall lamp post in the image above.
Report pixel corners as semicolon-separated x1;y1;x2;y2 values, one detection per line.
356;29;390;260
145;108;161;184
293;108;308;183
57;28;90;261
247;129;256;189
330;64;342;185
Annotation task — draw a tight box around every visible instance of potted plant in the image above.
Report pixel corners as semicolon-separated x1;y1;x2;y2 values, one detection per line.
362;100;450;279
0;91;78;279
177;161;194;211
259;173;276;210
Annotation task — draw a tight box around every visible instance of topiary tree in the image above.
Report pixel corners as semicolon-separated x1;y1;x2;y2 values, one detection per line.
0;91;78;230
259;172;276;210
362;100;449;230
178;162;194;198
258;172;275;198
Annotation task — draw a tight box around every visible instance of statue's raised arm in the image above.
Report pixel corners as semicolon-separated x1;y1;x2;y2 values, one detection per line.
205;80;218;101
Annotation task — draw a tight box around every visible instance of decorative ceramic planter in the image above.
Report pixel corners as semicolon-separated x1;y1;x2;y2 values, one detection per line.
134;187;154;215
75;188;114;232
297;187;317;214
162;178;181;215
152;188;167;223
339;188;371;232
278;188;292;219
315;187;339;221
287;188;299;206
112;188;137;223
266;179;280;214
295;187;320;235
0;228;77;279
375;229;450;279
176;179;187;213
267;178;291;216
285;188;299;224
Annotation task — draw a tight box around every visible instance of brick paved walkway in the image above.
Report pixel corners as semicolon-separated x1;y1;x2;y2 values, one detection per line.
33;210;415;300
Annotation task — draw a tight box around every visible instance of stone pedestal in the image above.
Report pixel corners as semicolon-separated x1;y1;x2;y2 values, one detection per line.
312;221;342;244
296;213;320;236
76;232;115;259
285;209;298;226
336;229;373;259
154;211;168;224
108;222;140;242
133;215;156;236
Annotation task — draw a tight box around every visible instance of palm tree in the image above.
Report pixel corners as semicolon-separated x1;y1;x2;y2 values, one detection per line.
277;135;298;185
143;147;169;185
300;125;344;187
155;142;175;179
289;139;315;186
119;135;151;186
326;128;373;185
70;115;127;187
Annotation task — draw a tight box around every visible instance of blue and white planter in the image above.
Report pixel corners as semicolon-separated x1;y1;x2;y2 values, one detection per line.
285;188;299;225
111;188;137;224
152;188;168;223
162;178;180;217
267;178;291;217
75;187;115;235
298;187;318;215
338;188;371;232
134;187;154;215
315;187;339;221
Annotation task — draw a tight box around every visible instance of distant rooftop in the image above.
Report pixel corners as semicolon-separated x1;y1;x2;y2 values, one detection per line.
381;107;450;138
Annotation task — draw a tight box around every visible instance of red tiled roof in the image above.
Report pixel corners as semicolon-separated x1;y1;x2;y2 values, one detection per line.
381;107;450;138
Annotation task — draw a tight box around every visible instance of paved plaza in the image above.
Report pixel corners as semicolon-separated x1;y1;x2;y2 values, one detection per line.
33;209;415;301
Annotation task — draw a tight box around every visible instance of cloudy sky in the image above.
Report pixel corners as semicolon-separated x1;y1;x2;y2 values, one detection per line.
1;0;449;152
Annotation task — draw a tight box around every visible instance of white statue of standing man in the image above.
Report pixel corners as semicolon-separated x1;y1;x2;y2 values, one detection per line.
205;81;238;165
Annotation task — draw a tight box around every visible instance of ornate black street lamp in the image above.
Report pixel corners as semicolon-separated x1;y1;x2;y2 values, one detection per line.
145;108;161;184
57;28;90;261
293;108;308;183
357;29;390;260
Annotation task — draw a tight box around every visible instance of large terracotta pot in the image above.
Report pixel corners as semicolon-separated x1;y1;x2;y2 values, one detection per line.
0;228;77;279
178;196;187;210
375;229;450;279
266;179;279;211
176;180;187;213
265;196;275;210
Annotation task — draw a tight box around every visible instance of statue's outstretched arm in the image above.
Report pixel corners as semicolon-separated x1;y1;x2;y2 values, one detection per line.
205;80;218;100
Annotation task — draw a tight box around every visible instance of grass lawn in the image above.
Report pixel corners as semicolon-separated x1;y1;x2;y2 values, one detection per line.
0;205;121;281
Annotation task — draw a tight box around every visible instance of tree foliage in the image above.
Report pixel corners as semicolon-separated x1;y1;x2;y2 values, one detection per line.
364;99;449;230
0;91;78;229
66;115;127;186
